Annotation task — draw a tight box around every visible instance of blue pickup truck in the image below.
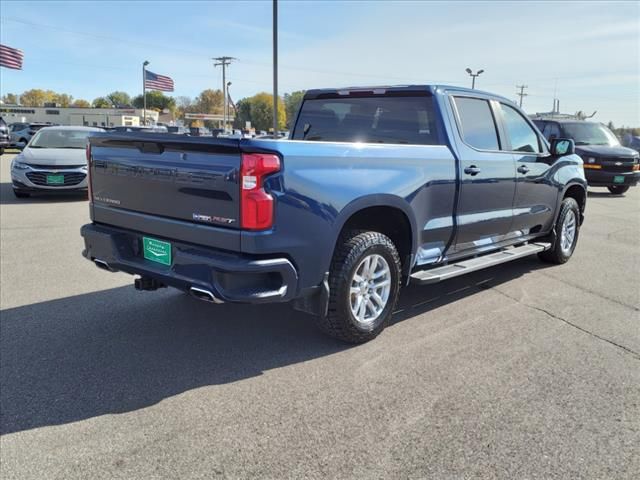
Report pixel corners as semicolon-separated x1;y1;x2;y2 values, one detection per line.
81;85;587;342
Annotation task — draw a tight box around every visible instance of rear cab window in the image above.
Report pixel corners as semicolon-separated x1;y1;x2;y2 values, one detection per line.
292;95;439;145
452;96;500;150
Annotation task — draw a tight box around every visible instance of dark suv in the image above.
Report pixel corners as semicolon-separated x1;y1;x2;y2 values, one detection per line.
533;119;640;195
0;117;10;155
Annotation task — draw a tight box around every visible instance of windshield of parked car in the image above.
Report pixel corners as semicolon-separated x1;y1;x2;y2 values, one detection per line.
561;122;620;146
29;129;96;149
292;95;439;145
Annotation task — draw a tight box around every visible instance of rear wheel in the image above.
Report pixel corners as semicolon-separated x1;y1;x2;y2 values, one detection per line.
13;189;30;198
607;185;629;195
315;230;401;343
539;197;580;264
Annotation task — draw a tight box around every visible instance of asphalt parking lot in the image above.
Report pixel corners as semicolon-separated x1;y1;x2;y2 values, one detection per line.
1;152;638;479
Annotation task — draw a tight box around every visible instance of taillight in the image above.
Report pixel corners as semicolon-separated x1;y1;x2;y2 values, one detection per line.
240;153;281;230
86;142;93;201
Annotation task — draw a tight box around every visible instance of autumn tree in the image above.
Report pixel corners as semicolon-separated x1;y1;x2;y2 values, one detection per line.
53;93;73;107
234;92;286;131
194;89;224;114
283;91;305;128
72;99;91;108
19;89;49;106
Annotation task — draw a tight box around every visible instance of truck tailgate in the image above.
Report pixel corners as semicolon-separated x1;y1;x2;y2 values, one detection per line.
89;133;242;228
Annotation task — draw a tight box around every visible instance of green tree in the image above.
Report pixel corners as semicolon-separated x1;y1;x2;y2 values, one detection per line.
284;90;305;129
607;121;615;131
106;91;131;107
72;99;91;108
235;92;286;131
1;93;19;105
234;98;252;129
132;90;176;111
92;97;111;108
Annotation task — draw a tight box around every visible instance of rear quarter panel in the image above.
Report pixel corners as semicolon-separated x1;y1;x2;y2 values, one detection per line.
241;139;456;290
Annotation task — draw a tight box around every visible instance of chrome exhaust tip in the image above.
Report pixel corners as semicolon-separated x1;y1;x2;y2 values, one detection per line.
189;286;224;304
94;258;114;272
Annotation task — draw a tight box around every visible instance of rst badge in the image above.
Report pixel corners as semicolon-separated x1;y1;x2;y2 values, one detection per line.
192;213;235;225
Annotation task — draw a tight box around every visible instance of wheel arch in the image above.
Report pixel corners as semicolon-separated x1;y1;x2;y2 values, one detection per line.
332;195;418;276
562;181;587;225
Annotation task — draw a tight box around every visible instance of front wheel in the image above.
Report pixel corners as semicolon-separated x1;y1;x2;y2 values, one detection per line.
539;197;580;264
316;231;402;343
607;185;629;195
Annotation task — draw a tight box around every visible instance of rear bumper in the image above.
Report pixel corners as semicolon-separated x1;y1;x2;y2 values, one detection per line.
585;169;640;187
81;223;298;304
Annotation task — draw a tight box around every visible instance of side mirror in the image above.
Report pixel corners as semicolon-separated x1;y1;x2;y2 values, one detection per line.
550;138;574;156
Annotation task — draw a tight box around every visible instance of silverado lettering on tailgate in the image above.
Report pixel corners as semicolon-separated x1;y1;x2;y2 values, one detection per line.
93;160;224;185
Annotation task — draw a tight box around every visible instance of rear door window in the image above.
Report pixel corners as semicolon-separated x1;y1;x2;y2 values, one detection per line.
292;96;439;145
453;97;500;150
500;104;541;153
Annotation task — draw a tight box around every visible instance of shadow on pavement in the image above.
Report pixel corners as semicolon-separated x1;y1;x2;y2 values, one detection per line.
0;256;550;435
586;189;624;198
0;182;87;205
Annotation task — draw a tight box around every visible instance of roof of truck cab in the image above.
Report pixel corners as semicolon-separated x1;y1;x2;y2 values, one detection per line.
304;84;514;104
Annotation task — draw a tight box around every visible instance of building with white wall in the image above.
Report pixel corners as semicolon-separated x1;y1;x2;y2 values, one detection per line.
0;106;159;127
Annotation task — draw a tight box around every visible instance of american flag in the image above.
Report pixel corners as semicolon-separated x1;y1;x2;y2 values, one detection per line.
144;70;174;92
0;44;24;70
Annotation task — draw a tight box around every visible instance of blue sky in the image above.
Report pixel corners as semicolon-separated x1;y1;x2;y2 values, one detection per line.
1;0;638;125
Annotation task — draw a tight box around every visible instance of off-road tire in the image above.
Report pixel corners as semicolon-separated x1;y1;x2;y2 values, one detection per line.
607;185;629;195
538;197;580;264
315;230;401;343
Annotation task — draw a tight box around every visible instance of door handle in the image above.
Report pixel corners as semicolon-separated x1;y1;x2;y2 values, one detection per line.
517;165;530;174
464;165;481;176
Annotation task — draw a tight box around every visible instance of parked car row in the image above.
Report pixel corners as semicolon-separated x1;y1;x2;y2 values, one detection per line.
0;117;10;154
3;112;637;199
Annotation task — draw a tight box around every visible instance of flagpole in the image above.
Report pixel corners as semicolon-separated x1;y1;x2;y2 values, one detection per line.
272;0;278;136
143;60;149;125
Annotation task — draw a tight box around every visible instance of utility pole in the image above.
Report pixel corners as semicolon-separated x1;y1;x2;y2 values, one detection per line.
226;81;232;128
213;56;236;132
465;68;484;89
273;0;278;135
516;84;528;108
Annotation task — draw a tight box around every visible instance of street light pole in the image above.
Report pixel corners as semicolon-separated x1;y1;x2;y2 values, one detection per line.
273;0;278;136
465;68;484;89
143;61;149;125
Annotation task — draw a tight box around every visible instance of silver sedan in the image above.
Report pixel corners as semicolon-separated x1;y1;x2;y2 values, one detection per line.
10;126;103;198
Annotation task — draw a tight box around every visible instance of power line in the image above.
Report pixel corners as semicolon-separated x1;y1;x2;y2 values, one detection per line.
516;84;528;107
